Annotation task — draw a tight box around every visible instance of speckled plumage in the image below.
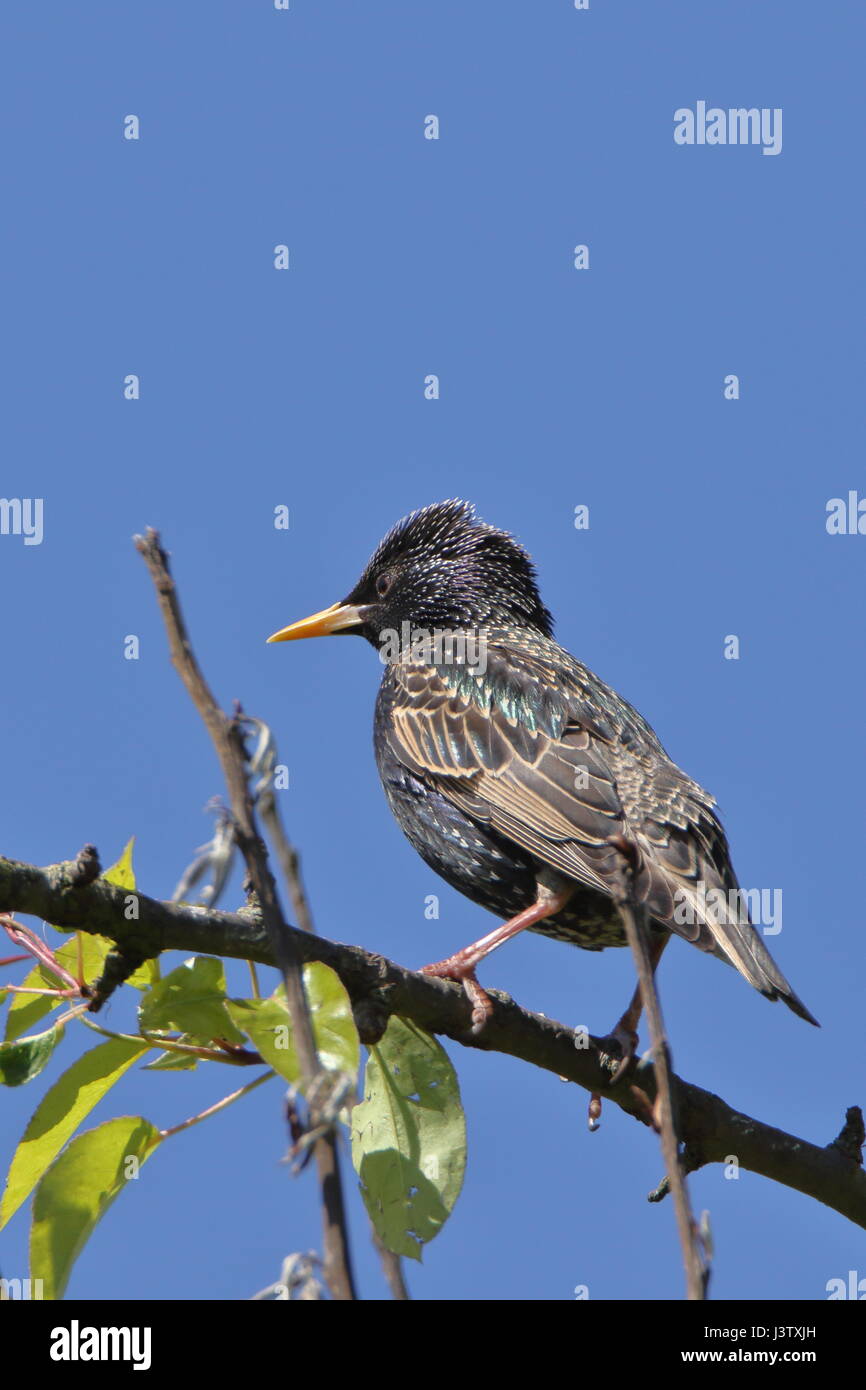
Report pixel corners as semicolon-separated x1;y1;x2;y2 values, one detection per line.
292;500;818;1024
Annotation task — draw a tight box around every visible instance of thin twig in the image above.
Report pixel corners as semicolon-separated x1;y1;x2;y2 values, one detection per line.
373;1233;411;1300
608;837;708;1300
160;1072;275;1139
134;528;357;1301
239;711;317;936
257;788;317;936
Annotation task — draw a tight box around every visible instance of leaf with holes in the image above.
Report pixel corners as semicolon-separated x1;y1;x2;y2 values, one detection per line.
351;1016;466;1261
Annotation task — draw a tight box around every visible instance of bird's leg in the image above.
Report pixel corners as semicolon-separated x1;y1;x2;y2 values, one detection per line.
588;931;669;1130
421;884;575;1035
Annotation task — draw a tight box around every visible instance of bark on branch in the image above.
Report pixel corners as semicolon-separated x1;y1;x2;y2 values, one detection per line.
1;850;863;1232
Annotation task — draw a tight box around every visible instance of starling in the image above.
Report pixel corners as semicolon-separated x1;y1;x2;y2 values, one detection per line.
268;500;818;1039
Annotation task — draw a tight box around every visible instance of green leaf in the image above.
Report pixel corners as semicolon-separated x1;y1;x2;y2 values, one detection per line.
5;965;52;1042
351;1017;466;1262
124;956;159;990
5;964;61;1041
0;1023;64;1088
305;962;360;1078
102;838;157;989
141;1040;200;1071
138;956;245;1046
103;838;136;891
224;997;298;1082
30;1116;160;1299
1;1037;150;1228
225;962;360;1085
5;941;82;1042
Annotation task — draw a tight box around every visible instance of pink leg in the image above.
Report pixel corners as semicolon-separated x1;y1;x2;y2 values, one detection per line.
421;885;575;1035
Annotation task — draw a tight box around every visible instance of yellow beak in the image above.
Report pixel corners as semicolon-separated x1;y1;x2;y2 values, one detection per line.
267;601;365;644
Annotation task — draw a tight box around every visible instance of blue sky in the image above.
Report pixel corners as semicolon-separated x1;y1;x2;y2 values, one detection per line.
1;1;863;1300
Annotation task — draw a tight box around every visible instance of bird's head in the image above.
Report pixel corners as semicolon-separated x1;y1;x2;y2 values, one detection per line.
267;499;554;657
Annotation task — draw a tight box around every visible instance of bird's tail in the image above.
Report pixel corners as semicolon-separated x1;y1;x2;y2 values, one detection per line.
670;878;819;1026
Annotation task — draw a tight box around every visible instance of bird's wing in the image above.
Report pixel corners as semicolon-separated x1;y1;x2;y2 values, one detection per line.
382;650;818;1022
384;651;633;899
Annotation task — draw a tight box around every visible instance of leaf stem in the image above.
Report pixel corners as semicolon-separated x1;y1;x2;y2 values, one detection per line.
160;1071;275;1139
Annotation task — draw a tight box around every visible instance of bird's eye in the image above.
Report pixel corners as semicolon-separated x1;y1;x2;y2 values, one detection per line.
375;572;394;598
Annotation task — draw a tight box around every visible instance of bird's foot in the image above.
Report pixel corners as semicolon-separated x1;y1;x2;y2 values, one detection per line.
420;955;494;1036
587;1021;639;1131
598;1019;639;1082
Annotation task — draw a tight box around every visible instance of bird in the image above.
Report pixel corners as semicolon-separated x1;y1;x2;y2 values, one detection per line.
267;499;818;1048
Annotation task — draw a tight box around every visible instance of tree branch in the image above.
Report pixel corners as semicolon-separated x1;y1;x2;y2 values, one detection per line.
0;850;863;1232
132;528;356;1301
